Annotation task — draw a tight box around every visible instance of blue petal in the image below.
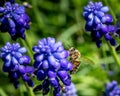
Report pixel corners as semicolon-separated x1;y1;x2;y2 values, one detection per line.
60;59;68;69
97;11;104;17
48;55;56;66
42;60;49;70
32;46;40;52
5;54;11;61
100;6;109;12
14;52;22;58
47;70;56;78
58;70;68;80
34;61;41;68
18;47;26;53
4;59;11;67
67;62;73;71
8;27;16;36
9;19;16;28
53;50;68;59
87;18;94;26
15;6;25;14
12;72;19;79
37;70;46;81
51;42;62;52
35;54;44;62
109;39;116;46
27;79;34;87
47;37;55;45
0;7;5;13
88;13;94;20
12;57;19;65
94;16;101;24
57;46;64;52
49;78;59;87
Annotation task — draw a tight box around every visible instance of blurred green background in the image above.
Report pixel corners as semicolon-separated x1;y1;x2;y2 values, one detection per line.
0;0;120;96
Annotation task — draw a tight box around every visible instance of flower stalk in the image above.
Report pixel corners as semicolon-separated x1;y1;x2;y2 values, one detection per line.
107;41;120;67
19;38;34;64
24;83;35;96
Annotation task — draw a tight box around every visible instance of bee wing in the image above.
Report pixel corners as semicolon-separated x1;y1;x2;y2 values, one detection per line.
80;56;95;65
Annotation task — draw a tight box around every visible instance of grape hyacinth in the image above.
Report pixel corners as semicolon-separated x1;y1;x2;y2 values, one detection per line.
0;42;34;88
0;2;30;40
83;1;116;47
61;83;78;96
32;37;73;96
104;80;120;96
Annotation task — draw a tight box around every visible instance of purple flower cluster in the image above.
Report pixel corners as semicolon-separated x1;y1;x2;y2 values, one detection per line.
0;42;34;88
0;2;30;40
61;83;78;96
32;37;73;96
83;1;116;47
104;81;120;96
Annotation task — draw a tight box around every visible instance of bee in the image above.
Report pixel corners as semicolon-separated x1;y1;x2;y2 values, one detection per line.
69;47;81;74
23;2;32;8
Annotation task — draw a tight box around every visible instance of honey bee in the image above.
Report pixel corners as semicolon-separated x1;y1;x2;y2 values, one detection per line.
69;47;81;74
23;2;32;8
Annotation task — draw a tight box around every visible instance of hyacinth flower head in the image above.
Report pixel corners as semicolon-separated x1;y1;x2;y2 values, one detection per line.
61;83;78;96
33;37;73;96
0;2;30;40
104;80;120;96
0;42;34;88
83;1;116;47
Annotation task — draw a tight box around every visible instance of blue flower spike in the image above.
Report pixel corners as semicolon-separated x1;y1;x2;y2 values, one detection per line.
33;37;73;96
104;81;120;96
83;1;117;47
0;2;30;40
0;42;34;88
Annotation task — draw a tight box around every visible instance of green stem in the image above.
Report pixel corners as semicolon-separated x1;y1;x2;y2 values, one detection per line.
19;39;33;64
19;85;24;96
25;31;34;63
101;45;109;71
49;87;53;96
107;42;120;67
24;83;35;96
